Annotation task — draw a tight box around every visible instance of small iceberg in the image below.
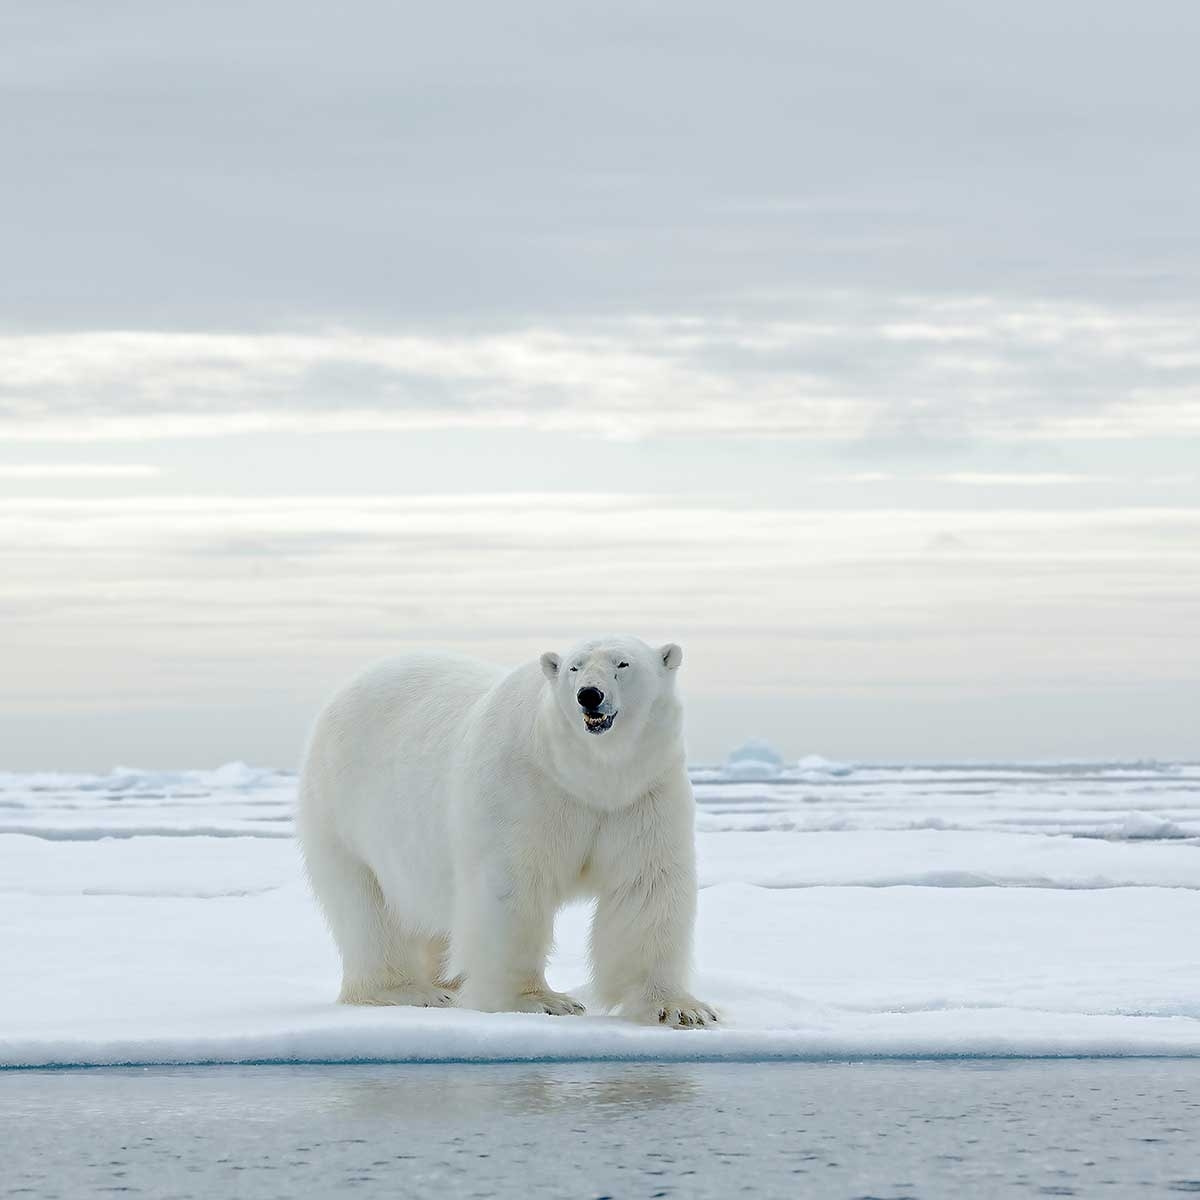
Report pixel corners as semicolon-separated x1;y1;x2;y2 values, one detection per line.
721;739;787;781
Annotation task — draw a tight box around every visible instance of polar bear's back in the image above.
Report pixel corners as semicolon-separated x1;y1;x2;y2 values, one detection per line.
298;652;505;886
337;651;502;740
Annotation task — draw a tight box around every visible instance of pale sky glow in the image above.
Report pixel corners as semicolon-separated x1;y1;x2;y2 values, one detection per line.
2;1;1198;767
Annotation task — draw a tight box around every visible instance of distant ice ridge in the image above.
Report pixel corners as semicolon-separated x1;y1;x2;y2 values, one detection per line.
0;762;292;794
109;762;287;790
692;741;854;783
0;765;297;840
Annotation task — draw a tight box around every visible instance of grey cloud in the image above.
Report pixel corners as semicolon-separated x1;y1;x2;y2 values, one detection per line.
4;1;1200;330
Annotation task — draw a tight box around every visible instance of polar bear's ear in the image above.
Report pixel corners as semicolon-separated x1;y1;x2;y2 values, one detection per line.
539;651;561;680
660;643;683;671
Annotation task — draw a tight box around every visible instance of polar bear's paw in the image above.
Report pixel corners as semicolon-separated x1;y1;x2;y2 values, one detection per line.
340;982;457;1008
515;988;587;1016
633;995;719;1029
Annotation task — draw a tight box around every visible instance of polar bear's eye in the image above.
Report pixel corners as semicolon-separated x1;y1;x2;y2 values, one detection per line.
569;666;578;672
617;662;629;669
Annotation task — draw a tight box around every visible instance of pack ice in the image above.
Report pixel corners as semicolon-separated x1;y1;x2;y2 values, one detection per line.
2;752;1200;1067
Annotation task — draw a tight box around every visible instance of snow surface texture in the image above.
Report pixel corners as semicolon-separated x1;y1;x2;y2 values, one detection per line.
3;755;1200;1068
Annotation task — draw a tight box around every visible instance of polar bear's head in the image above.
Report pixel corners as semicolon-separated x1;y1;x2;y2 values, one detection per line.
539;635;683;742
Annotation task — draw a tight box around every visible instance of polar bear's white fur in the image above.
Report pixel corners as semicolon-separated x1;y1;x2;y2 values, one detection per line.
297;635;716;1027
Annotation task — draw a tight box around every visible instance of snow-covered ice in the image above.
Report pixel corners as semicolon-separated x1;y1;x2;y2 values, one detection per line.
3;758;1200;1067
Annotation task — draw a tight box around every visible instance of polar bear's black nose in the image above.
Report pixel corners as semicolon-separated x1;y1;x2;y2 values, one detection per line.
577;686;604;710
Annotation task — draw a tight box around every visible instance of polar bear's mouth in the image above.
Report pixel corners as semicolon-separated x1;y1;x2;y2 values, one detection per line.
582;710;617;734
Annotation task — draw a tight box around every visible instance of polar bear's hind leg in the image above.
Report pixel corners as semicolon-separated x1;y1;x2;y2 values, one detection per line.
303;837;453;1008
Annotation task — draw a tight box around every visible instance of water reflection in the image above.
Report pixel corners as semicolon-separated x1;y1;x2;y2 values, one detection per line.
325;1063;702;1121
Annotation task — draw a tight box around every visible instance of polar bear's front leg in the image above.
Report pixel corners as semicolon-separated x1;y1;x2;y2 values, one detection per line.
591;785;719;1029
454;866;586;1017
591;867;718;1027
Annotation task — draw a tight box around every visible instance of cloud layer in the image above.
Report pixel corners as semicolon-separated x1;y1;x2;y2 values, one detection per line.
4;295;1199;442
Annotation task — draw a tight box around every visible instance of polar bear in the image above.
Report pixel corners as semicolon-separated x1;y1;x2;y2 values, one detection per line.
297;635;717;1027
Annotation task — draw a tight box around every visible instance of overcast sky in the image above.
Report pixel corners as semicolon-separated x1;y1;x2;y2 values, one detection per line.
2;1;1198;768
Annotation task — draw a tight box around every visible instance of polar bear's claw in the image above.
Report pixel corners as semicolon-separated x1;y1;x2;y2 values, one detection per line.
648;998;719;1029
517;989;587;1016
